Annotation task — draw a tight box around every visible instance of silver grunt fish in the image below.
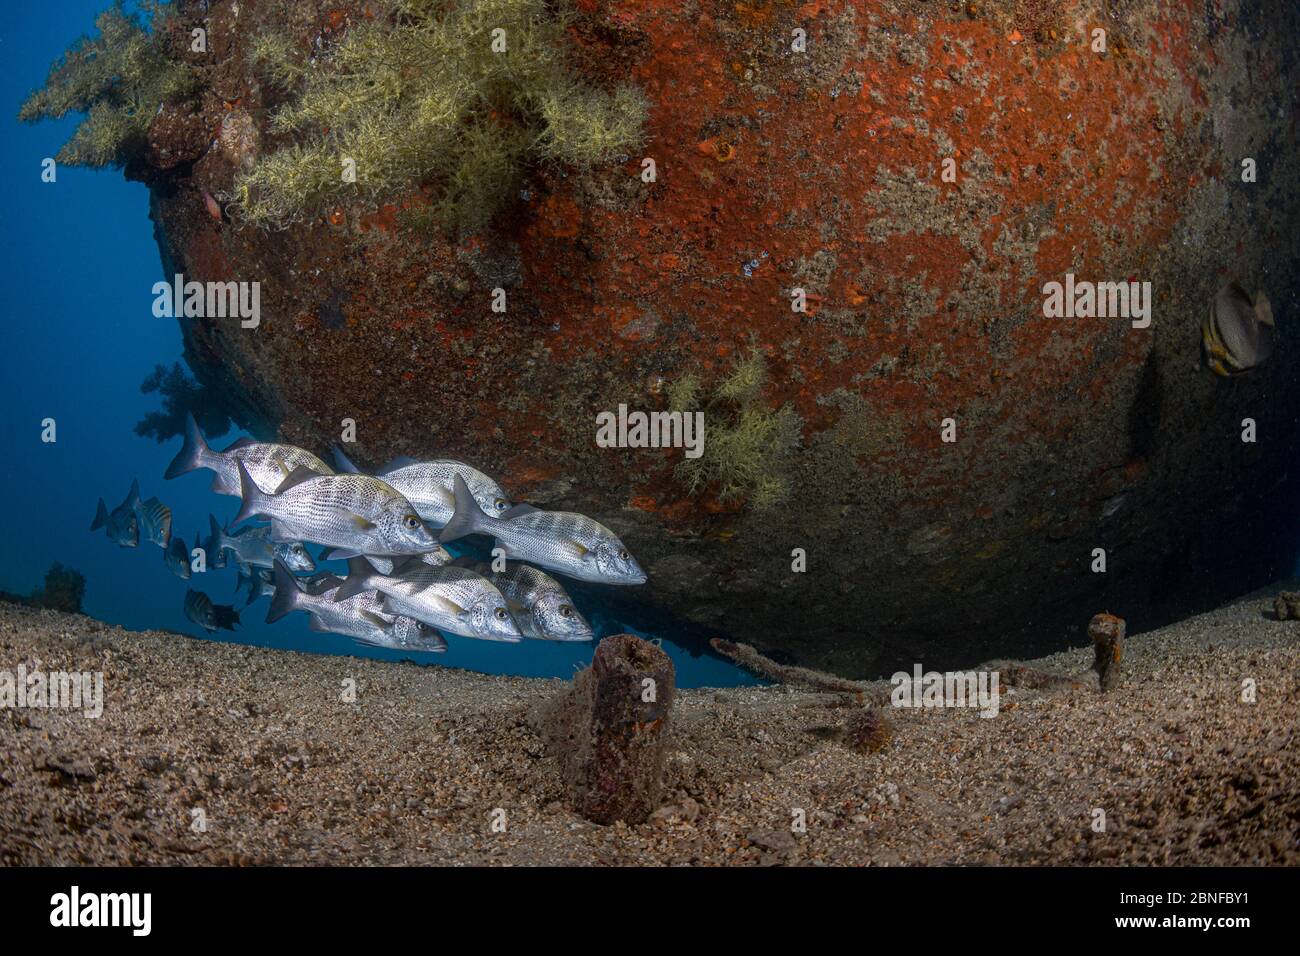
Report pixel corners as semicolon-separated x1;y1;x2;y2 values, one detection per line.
439;475;647;585
453;558;593;642
333;446;512;528
166;412;333;496
208;514;316;572
266;561;446;651
233;462;439;557
346;547;453;576
333;556;522;642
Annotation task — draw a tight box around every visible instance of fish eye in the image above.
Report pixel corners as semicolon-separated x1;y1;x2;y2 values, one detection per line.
293;545;304;554
494;607;508;621
494;498;507;511
560;605;572;618
619;550;629;561
404;515;420;529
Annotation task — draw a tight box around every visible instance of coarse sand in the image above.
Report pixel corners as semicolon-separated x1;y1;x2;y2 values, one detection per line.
1;587;1296;866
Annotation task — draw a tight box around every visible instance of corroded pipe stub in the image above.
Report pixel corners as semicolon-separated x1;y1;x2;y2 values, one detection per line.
1089;613;1126;692
542;634;676;825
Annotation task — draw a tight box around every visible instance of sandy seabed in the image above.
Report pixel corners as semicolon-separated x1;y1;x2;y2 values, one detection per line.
0;589;1296;866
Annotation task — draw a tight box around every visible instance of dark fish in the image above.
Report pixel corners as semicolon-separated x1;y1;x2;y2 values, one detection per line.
90;479;140;548
236;567;276;606
135;496;172;548
165;536;191;580
193;526;224;570
183;589;240;633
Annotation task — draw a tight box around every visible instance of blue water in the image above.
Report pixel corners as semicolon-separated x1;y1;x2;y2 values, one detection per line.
0;1;757;688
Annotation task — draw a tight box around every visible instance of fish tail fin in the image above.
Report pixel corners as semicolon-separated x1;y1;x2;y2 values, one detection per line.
90;498;108;531
214;604;241;631
207;513;226;554
232;461;271;526
332;445;362;474
1255;290;1275;328
265;560;304;624
165;413;210;480
439;474;491;543
334;556;377;601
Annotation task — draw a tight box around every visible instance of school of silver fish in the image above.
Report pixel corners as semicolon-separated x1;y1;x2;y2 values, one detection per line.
92;413;647;654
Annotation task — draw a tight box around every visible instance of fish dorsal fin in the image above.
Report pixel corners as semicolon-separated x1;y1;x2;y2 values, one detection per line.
349;514;377;531
501;503;539;519
274;466;323;494
308;573;344;591
430;594;467;618
332;445;361;474
378;456;420;475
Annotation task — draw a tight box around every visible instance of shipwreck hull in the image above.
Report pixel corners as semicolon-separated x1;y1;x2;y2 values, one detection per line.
146;0;1300;675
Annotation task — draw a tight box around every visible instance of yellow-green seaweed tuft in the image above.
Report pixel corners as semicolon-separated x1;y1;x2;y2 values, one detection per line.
233;0;647;232
674;350;801;511
18;1;195;169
